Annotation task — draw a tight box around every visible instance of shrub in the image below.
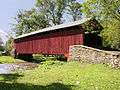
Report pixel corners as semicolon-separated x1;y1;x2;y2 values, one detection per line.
0;51;2;56
33;54;67;63
33;54;47;62
101;19;120;50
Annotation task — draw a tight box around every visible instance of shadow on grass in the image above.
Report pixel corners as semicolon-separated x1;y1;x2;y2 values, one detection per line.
0;73;24;82
0;73;74;90
0;82;73;90
25;58;67;64
17;54;67;63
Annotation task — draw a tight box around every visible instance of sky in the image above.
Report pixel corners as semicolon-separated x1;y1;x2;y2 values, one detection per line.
0;0;35;43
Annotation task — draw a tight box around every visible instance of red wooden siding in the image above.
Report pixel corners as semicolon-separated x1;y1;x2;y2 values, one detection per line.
14;26;84;55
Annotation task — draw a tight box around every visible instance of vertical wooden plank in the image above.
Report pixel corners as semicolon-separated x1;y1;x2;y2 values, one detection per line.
14;25;85;55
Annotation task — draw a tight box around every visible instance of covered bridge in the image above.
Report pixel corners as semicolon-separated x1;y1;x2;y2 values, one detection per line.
14;18;101;58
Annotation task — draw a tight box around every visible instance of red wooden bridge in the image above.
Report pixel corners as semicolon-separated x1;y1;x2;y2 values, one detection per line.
14;18;99;58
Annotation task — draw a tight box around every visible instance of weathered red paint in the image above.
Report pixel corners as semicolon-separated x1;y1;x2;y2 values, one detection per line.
14;26;84;55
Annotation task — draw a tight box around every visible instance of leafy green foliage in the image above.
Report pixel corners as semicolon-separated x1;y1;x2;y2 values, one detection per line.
82;18;103;32
82;0;120;50
0;37;4;51
0;37;3;46
5;37;14;54
33;54;66;63
101;19;120;49
82;0;120;20
33;54;47;62
36;0;69;25
0;46;4;52
66;0;82;21
13;9;49;36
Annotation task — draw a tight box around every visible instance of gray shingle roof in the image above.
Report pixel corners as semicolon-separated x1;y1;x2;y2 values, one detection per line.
15;18;91;39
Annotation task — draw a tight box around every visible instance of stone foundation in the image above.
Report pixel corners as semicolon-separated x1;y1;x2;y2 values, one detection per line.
68;45;120;68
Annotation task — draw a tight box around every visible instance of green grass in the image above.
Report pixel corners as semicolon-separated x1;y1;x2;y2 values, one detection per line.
0;56;25;64
0;61;119;90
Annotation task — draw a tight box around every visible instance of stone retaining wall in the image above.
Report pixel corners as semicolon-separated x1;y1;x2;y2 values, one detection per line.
68;45;120;68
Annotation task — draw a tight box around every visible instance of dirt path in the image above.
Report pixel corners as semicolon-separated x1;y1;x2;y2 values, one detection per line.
0;63;38;74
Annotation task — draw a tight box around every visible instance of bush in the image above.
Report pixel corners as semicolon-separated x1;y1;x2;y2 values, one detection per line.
33;54;67;63
0;51;2;56
101;19;120;50
33;54;47;62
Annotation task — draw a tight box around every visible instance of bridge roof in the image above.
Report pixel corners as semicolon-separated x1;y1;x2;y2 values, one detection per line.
15;18;91;39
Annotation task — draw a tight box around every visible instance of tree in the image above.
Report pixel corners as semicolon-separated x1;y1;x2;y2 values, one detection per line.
0;37;3;46
13;9;49;36
36;0;68;25
0;37;4;51
5;36;14;54
82;0;120;50
83;0;120;21
101;18;120;50
36;0;83;24
67;0;82;21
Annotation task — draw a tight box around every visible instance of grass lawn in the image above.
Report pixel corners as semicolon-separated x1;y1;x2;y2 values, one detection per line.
0;56;25;64
0;61;119;90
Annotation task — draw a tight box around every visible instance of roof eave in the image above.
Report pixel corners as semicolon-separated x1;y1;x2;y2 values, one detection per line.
15;18;92;40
